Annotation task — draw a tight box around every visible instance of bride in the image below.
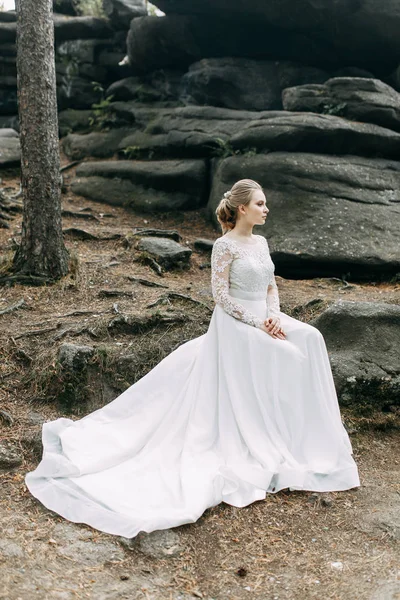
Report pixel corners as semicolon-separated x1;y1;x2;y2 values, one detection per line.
25;179;360;538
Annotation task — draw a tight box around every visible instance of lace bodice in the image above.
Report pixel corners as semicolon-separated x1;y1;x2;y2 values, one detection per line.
211;234;280;329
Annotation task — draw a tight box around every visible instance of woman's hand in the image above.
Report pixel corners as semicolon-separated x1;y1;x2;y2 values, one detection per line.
260;317;286;339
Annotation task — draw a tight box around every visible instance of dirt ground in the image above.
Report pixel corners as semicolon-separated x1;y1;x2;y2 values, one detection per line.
0;160;399;600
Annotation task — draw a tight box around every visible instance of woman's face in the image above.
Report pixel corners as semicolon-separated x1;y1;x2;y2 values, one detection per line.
239;189;269;225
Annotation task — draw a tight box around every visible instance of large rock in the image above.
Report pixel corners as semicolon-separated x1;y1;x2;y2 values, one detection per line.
282;77;400;133
208;153;400;281
106;69;184;103
103;0;147;29
231;112;400;160
137;236;192;269
53;0;77;15
311;301;400;410
58;108;93;137
72;159;208;211
63;128;133;159
182;58;329;111
0;442;23;470
53;15;113;42
0;134;20;167
156;0;400;71
117;105;269;159
126;15;334;74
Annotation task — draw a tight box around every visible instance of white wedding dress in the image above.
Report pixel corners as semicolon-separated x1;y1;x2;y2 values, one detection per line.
26;234;360;537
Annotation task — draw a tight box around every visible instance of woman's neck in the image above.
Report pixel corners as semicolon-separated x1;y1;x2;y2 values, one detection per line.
228;223;254;238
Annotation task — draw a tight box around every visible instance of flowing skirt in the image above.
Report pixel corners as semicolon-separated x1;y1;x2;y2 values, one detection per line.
25;295;360;538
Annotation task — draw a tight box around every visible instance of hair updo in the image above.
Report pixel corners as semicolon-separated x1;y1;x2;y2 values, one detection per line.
215;179;262;233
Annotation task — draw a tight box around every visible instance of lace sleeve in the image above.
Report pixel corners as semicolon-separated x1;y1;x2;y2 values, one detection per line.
211;240;264;329
267;274;280;318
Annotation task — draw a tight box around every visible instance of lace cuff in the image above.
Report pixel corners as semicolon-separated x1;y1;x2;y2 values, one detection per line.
211;242;264;329
267;275;280;318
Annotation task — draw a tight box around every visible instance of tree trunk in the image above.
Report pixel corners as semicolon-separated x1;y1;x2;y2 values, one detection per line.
13;0;69;282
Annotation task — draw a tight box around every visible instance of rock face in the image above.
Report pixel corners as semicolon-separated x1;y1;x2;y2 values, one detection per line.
311;301;400;409
155;0;400;71
208;153;400;281
72;159;208;211
103;0;147;30
126;14;335;74
231;112;400;159
182;58;329;111
63;128;133;159
282;77;400;133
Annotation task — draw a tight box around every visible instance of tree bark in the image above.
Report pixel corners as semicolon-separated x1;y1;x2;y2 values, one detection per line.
13;0;69;281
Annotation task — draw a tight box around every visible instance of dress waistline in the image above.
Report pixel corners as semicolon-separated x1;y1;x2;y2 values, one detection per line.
229;288;266;301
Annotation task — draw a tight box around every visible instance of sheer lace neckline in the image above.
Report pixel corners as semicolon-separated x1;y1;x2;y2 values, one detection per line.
222;235;261;248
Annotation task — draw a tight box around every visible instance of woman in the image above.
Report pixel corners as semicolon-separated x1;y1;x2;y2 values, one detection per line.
25;179;360;538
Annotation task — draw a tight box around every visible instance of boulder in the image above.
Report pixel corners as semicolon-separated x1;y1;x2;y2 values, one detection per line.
72;159;208;212
311;301;400;410
58;108;93;137
282;77;400;133
0;135;20;167
57;75;103;110
137;236;192;269
53;15;113;42
115;105;299;159
231;112;400;160
194;238;214;252
0;442;23;470
102;0;147;29
53;0;77;15
106;69;184;103
0;128;18;138
132;529;183;558
156;0;400;71
58;343;95;371
63;128;133;159
182;58;329;111
126;14;334;74
208;153;400;281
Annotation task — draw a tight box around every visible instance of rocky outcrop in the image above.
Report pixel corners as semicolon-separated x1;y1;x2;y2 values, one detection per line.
312;301;400;409
63;128;133;159
208;153;400;281
71;159;208;211
155;0;400;72
182;58;329;111
103;0;147;30
282;77;400;133
231;112;400;159
0;13;126;116
126;14;336;74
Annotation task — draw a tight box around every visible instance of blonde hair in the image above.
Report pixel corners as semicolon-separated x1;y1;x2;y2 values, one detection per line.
215;179;262;234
